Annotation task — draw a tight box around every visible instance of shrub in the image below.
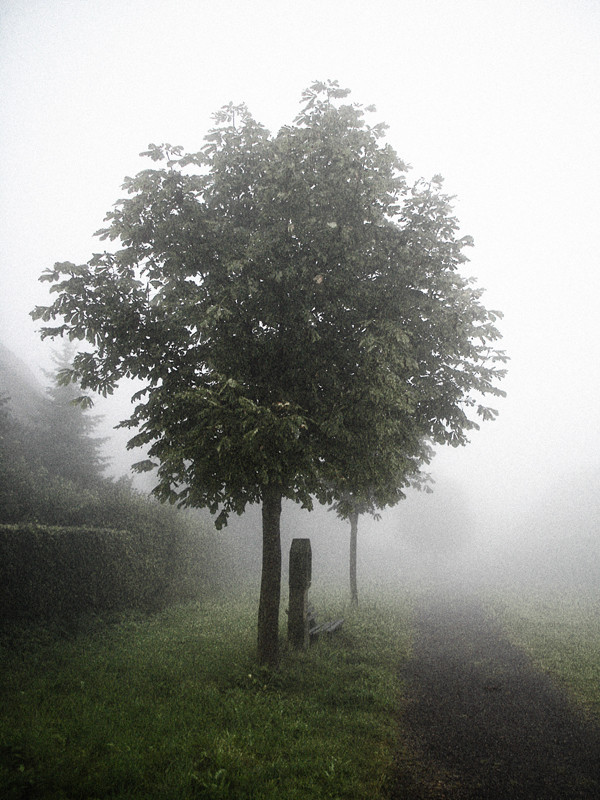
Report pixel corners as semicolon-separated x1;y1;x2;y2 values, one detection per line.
0;516;216;627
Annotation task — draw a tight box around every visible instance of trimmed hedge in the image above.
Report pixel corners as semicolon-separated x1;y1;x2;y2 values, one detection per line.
0;522;212;626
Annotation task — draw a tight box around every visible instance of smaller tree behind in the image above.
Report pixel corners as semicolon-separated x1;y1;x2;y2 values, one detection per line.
331;442;434;607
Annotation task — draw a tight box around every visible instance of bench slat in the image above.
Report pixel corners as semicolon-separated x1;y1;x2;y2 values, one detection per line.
309;618;344;637
305;603;343;638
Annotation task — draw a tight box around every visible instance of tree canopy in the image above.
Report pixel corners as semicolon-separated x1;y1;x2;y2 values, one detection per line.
32;81;507;664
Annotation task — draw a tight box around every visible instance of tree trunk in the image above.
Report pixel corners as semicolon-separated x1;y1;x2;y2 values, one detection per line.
349;510;359;607
257;487;282;667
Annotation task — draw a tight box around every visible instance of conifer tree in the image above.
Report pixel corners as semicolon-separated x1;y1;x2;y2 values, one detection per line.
37;343;107;486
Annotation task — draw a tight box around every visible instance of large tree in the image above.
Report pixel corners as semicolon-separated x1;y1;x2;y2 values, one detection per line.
32;81;506;666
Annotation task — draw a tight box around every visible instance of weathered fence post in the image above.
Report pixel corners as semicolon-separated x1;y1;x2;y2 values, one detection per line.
288;538;312;650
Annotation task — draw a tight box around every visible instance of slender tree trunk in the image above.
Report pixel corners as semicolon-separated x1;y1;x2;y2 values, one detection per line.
349;510;359;607
257;487;282;667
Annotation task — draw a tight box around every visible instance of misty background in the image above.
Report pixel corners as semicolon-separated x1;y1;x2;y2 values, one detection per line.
1;0;599;592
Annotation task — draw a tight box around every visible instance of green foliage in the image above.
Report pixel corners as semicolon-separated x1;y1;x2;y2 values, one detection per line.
0;343;105;523
36;342;108;486
0;591;413;799
0;379;218;627
1;524;141;624
0;395;36;522
0;342;220;633
0;515;215;628
32;80;507;525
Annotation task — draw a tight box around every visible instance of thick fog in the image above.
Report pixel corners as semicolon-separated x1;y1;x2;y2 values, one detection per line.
1;0;599;595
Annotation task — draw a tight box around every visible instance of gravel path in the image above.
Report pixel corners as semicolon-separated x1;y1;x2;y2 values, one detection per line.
391;593;600;799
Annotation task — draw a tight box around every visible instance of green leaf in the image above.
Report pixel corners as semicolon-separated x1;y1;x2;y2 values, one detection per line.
70;396;94;409
131;459;157;473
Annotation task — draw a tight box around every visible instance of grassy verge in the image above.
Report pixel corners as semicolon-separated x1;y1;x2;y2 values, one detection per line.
493;588;600;719
1;588;412;799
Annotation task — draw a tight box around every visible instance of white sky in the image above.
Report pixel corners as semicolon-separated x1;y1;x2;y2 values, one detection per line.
1;0;599;526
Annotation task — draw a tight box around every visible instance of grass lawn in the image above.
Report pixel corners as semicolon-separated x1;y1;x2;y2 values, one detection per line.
0;588;413;799
493;588;600;719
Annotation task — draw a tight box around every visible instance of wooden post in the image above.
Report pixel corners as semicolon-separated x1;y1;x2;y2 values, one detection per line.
288;538;312;650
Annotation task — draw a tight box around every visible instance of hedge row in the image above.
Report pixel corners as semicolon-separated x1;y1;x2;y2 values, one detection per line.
0;521;213;626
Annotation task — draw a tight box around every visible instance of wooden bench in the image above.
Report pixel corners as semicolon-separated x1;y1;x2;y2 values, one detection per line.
307;604;344;641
